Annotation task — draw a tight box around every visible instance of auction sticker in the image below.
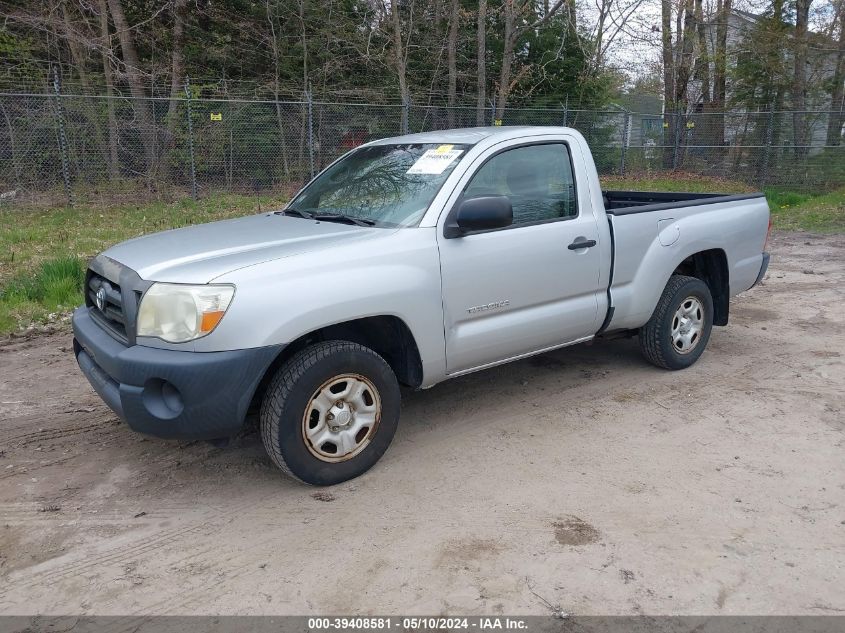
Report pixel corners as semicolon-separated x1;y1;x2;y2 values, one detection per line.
407;145;463;174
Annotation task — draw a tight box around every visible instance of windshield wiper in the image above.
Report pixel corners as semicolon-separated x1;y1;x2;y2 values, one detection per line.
275;207;314;220
275;208;374;227
313;213;376;227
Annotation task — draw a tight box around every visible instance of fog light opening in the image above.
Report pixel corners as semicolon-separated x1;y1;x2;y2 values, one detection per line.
142;378;185;420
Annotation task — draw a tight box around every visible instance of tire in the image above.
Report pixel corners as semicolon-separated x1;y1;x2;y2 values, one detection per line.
260;340;401;486
638;275;714;370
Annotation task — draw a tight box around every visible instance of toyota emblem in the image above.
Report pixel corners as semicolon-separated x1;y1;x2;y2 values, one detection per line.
95;286;107;311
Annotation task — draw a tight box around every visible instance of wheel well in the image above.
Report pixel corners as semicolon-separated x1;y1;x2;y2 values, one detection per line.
249;316;424;416
672;249;729;325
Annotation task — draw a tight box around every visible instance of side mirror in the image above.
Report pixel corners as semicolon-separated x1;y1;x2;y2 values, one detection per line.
445;195;513;238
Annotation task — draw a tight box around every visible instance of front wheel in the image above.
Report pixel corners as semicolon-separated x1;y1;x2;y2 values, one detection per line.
260;341;401;485
639;274;714;370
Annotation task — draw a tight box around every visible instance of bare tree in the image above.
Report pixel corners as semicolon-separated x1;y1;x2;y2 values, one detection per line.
387;0;410;110
661;0;674;107
106;0;158;177
264;0;290;178
166;0;188;143
447;0;459;127
593;0;612;70
60;2;94;93
297;0;309;89
60;1;110;171
826;0;845;146
792;0;812;156
476;0;487;125
95;0;119;177
660;0;697;166
494;0;567;121
661;0;675;166
712;0;732;145
694;0;710;105
590;0;645;73
674;0;696;110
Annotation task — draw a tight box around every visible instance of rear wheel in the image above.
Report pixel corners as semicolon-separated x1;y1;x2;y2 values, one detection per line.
639;275;714;370
260;341;401;485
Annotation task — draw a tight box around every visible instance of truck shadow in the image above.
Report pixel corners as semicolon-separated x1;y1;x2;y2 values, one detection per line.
211;335;652;487
246;336;647;451
387;335;650;446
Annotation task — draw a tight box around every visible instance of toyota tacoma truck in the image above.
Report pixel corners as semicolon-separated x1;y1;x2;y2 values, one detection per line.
72;126;771;485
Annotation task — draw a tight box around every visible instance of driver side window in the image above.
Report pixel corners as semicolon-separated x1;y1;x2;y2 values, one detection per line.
463;143;577;225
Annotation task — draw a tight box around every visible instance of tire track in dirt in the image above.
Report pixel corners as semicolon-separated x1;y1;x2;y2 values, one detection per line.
7;522;212;590
6;485;283;592
0;415;117;446
0;456;80;481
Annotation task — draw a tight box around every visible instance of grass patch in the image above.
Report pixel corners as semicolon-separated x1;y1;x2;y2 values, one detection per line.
601;173;756;194
0;256;86;332
766;187;845;232
0;192;287;334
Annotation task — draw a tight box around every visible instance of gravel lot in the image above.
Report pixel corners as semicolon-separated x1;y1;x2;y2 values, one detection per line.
0;231;842;616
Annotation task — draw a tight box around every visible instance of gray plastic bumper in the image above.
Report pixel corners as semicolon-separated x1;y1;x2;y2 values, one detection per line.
72;306;282;440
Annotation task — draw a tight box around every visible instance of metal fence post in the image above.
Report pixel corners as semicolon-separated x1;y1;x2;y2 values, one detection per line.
760;106;774;190
306;89;315;178
562;96;569;127
672;107;682;170
185;77;199;200
401;97;409;135
227;98;234;191
52;67;73;206
490;95;497;125
184;76;198;200
620;110;630;176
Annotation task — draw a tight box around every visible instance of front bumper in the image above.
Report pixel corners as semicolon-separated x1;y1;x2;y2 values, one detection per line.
72;307;282;440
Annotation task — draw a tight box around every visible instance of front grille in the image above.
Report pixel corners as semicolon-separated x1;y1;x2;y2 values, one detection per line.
86;270;128;342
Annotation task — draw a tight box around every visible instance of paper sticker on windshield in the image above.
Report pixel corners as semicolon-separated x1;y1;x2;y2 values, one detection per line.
407;149;463;175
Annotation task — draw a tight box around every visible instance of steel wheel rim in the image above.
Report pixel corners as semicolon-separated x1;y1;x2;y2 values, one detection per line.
301;373;382;463
671;296;705;355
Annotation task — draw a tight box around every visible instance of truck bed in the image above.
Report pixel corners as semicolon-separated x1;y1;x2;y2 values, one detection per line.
602;189;771;334
603;190;766;215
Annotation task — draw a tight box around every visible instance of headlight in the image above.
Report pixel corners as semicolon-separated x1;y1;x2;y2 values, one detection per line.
137;283;235;343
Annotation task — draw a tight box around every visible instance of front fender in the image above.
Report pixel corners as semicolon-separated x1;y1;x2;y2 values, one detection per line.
195;228;447;386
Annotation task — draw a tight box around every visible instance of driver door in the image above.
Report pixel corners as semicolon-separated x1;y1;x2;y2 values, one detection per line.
437;140;605;374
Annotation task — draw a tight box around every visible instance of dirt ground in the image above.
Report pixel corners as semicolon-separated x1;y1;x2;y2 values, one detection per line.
0;231;842;616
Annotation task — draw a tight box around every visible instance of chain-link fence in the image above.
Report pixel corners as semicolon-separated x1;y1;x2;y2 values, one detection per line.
0;84;843;207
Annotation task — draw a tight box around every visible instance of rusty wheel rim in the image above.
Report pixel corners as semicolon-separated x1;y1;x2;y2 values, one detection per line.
301;373;382;463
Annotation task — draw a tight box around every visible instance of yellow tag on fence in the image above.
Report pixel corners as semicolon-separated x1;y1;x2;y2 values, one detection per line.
210;112;222;121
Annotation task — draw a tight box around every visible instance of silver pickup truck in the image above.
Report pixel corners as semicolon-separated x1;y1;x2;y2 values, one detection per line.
72;126;771;485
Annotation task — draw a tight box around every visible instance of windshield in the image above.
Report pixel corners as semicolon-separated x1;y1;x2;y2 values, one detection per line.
287;143;470;227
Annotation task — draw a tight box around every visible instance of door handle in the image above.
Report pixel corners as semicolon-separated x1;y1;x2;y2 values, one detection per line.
568;238;597;250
